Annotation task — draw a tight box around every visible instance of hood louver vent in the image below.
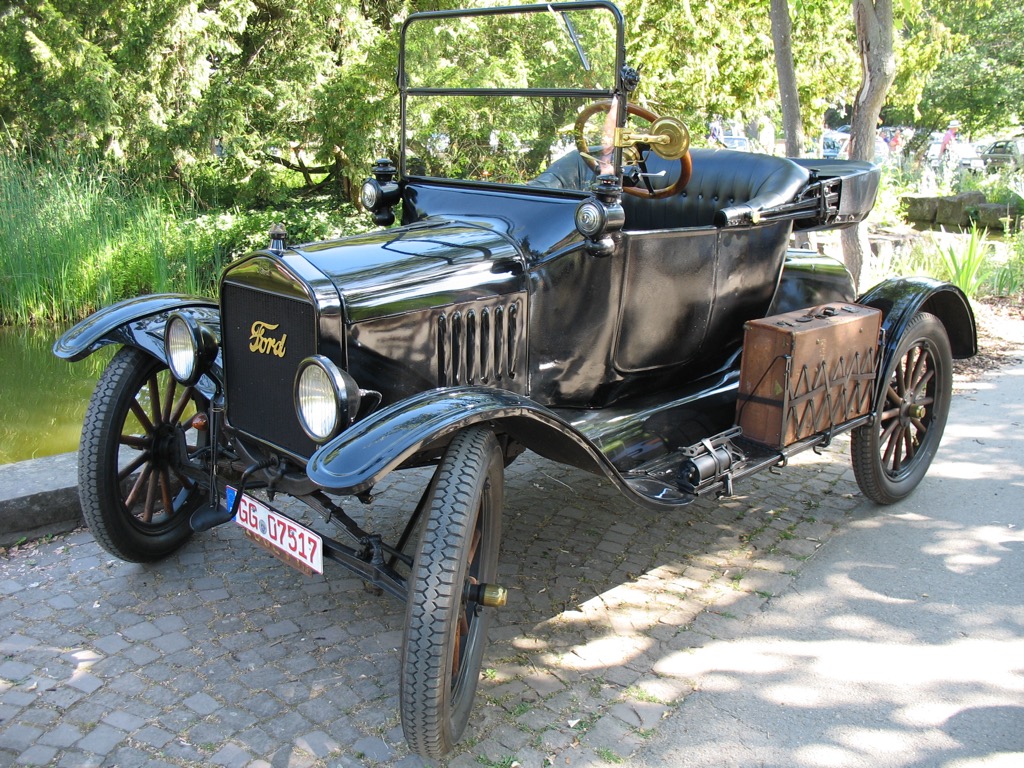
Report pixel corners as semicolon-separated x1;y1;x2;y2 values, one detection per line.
437;301;521;387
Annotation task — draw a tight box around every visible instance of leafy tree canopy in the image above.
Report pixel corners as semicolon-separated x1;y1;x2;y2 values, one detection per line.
621;0;858;150
0;0;1018;205
912;1;1023;136
0;0;397;200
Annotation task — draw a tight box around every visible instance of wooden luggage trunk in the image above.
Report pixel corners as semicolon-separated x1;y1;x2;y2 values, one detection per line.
736;303;882;449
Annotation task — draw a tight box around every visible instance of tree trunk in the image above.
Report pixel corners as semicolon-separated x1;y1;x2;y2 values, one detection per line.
842;0;896;289
770;0;804;159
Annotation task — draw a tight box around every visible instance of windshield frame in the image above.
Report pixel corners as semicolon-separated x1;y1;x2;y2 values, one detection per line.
398;1;628;191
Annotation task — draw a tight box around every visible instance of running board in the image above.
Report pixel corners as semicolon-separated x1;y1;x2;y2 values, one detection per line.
622;415;873;502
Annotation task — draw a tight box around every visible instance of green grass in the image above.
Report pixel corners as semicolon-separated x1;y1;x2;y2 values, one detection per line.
936;223;993;299
868;163;1024;301
0;152;165;323
0;150;369;326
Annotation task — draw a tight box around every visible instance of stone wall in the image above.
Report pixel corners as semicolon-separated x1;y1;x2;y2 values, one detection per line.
903;192;1021;231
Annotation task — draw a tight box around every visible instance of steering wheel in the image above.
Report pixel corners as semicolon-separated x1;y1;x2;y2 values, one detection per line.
574;101;692;199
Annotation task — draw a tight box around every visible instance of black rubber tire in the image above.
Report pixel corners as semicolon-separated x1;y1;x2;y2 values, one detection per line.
78;346;208;561
400;427;504;758
852;312;952;505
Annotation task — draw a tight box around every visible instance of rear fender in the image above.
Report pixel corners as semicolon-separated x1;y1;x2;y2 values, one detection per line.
53;294;221;396
307;387;688;509
858;277;977;399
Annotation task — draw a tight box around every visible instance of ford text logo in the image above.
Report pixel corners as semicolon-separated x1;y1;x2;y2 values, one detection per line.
249;321;287;357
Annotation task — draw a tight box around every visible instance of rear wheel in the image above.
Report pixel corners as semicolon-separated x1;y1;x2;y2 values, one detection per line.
852;312;952;504
79;346;209;561
401;427;503;758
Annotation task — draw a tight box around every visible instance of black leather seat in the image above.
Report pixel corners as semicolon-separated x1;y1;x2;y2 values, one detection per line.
532;148;810;232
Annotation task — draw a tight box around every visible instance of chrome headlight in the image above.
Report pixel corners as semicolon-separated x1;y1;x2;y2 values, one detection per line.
294;355;361;442
165;312;217;387
360;178;382;210
575;182;624;241
575;199;607;238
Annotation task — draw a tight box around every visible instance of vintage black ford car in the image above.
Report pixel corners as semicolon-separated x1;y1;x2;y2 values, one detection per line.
56;2;976;758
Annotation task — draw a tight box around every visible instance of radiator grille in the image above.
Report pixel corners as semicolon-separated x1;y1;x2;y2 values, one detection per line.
222;282;318;458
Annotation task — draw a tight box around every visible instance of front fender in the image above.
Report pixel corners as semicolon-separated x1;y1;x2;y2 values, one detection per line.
307;386;692;509
54;293;219;361
53;293;221;396
307;387;589;494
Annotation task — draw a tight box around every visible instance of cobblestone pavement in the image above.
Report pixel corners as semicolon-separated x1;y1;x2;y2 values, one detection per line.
0;440;865;768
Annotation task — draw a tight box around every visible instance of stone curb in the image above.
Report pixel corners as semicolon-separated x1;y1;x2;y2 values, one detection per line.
0;452;82;547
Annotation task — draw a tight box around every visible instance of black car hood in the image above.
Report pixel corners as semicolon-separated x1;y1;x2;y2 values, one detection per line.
292;217;526;323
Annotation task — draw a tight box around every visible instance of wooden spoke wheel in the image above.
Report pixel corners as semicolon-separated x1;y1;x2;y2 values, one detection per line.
852;312;952;504
78;346;209;561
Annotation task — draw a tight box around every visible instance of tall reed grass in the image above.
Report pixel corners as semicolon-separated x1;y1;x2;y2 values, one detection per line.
0;151;367;326
0;152;199;324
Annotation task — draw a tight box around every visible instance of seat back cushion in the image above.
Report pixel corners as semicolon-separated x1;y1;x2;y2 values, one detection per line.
622;148;810;230
530;146;810;232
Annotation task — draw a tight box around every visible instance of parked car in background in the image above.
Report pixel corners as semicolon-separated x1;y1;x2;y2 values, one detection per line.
980;137;1024;171
722;135;751;151
821;130;889;164
927;138;986;174
822;131;845;160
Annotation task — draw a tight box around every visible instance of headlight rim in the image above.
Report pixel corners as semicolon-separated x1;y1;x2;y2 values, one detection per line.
360;178;382;210
575;198;608;238
164;312;217;387
293;355;362;444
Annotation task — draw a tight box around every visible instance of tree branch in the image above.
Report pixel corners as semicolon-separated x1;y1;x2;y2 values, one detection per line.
262;152;334;175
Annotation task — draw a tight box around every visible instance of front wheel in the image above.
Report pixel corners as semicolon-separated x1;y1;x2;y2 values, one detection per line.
78;346;209;561
401;427;504;758
852;312;952;504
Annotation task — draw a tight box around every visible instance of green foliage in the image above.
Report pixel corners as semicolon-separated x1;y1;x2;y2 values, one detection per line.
621;0;858;143
0;1;405;202
0;150;369;325
870;163;915;227
895;232;1015;304
912;2;1023;135
0;0;1019;199
886;238;945;283
997;199;1024;296
991;254;1024;298
0;0;868;190
885;13;952;126
0;150;159;324
935;224;992;299
872;163;1024;299
1009;175;1024;208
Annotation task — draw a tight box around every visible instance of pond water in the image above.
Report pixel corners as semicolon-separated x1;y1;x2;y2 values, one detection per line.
0;326;112;464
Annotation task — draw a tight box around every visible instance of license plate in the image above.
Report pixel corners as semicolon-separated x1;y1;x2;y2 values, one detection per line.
229;487;324;575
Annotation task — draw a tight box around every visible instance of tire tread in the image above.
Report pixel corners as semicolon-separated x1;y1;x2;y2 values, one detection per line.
401;427;502;758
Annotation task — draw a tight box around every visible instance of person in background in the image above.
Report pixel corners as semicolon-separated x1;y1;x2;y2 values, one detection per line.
708;115;725;147
939;120;960;157
888;129;902;154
